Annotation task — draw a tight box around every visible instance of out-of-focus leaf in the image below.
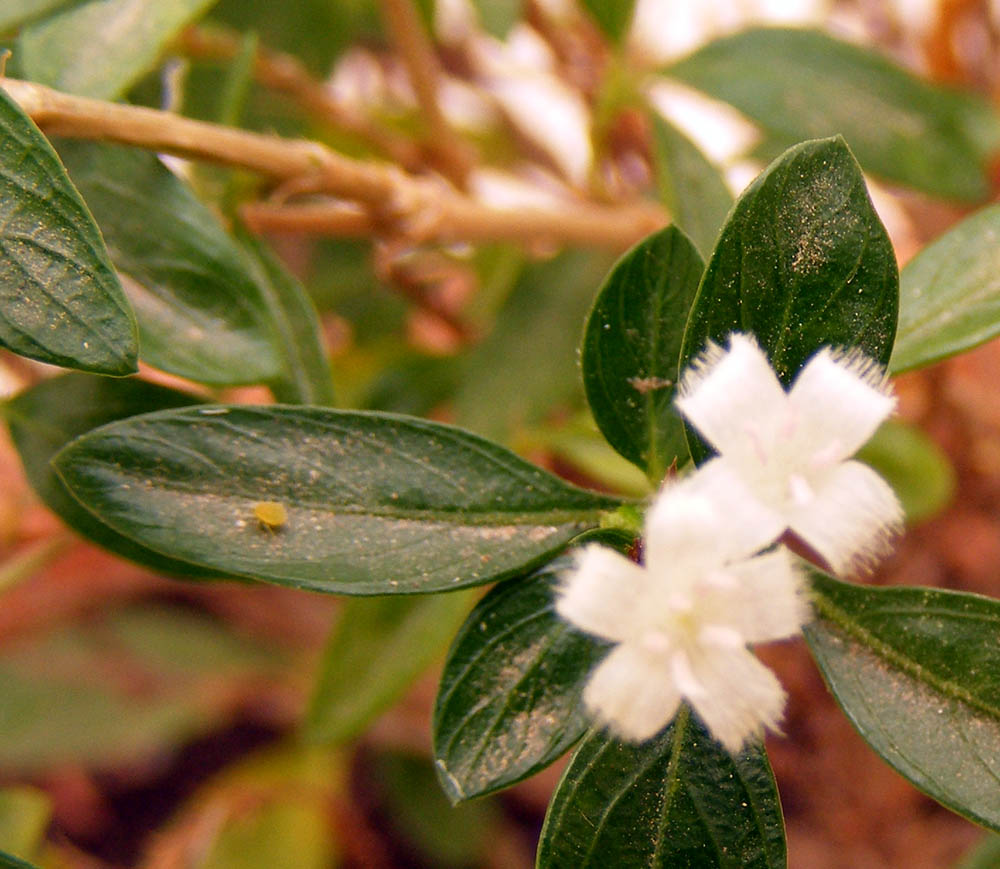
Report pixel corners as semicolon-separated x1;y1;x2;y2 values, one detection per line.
538;709;786;868
580;0;635;43
53;406;621;594
362;354;459;416
892;202;1000;372
681;137;897;388
19;0;219;99
0;605;286;771
56;141;283;386
857;420;955;523
434;559;609;803
0;853;38;869
0;87;137;375
957;833;1000;869
649;114;733;260
5;372;228;577
237;227;335;405
668;27;999;201
0;787;49;863
307;591;474;743
582;226;702;479
807;571;1000;833
454;249;614;442
0;0;71;32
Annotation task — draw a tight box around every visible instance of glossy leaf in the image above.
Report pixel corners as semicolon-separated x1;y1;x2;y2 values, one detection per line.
582;226;702;480
53;406;620;594
19;0;219;99
0;87;137;375
681;137;898;389
433;558;609;803
307;591;474;743
891;202;1000;372
56;141;284;386
807;571;1000;832
581;0;635;43
538;707;786;868
5;373;228;577
237;227;335;405
857;420;955;523
668;27;999;201
649;113;733;259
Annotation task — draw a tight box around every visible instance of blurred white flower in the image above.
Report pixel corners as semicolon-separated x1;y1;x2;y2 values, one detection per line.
677;333;903;574
558;468;806;751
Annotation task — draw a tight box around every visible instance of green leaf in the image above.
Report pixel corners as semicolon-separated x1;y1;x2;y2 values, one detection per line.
856;420;955;523
19;0;220;99
0;87;137;375
307;590;474;743
433;558;609;803
470;0;520;38
0;853;38;869
236;227;335;405
5;372;228;578
649;114;734;260
580;0;635;43
891;202;1000;372
538;707;786;868
957;833;1000;869
681;137;898;389
53;406;620;593
806;570;1000;833
667;27;999;202
454;249;614;442
0;0;71;32
582;226;702;480
56;141;284;386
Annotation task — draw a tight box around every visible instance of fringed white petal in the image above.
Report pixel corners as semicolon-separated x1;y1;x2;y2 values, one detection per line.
676;333;787;457
645;459;784;572
789;346;896;462
583;644;682;742
557;545;652;643
716;548;809;644
685;646;787;753
791;460;904;575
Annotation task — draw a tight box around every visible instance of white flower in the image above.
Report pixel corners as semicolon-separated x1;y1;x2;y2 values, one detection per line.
676;333;903;575
557;469;807;751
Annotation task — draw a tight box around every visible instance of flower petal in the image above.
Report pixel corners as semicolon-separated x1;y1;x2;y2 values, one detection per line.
676;333;788;458
645;458;784;573
583;643;682;742
685;645;787;753
788;346;896;462
557;545;652;642
709;547;809;644
791;460;903;575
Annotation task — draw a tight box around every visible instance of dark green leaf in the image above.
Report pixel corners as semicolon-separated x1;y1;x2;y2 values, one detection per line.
433;558;609;803
19;0;219;99
538;707;785;868
649;113;733;259
5;372;228;577
582;226;702;480
856;420;955;523
0;87;137;375
807;570;1000;832
668;27;999;201
580;0;634;43
236;228;334;405
0;853;38;869
56;141;284;386
681;137;898;390
307;591;474;743
455;249;614;442
891;202;1000;372
53;406;620;594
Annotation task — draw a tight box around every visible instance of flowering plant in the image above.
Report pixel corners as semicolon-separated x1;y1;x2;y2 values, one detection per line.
4;3;1000;865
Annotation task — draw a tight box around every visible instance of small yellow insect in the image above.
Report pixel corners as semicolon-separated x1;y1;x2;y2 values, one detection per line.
253;500;288;532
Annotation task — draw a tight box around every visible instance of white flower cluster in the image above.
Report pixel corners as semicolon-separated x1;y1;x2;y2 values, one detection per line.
558;333;903;752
